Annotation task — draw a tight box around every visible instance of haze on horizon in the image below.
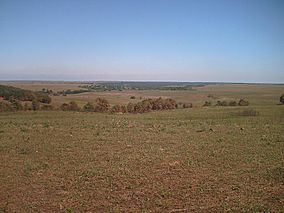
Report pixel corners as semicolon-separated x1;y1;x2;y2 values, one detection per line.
0;0;284;83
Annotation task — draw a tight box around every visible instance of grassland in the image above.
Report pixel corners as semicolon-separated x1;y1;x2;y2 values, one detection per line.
0;82;283;212
1;81;283;107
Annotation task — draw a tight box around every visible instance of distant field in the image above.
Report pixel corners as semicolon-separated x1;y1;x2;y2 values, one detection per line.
1;81;283;107
0;81;283;212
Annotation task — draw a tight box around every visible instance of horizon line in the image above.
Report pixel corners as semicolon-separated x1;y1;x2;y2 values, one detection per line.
0;79;284;85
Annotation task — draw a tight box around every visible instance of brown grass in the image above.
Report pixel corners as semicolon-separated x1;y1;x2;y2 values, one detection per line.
0;105;283;212
0;82;283;212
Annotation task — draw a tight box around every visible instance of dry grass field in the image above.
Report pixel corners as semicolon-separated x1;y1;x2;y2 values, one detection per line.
0;82;283;212
1;81;283;107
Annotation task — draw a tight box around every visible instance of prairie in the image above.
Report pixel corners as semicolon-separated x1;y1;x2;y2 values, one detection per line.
0;82;283;212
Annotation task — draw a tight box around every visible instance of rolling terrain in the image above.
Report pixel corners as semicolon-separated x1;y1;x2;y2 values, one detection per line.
0;82;283;212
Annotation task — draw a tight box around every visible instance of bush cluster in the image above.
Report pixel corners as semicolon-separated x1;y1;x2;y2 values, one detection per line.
180;102;193;108
81;97;183;114
78;97;190;114
60;101;81;111
1;96;191;113
0;100;14;112
203;101;212;106
0;85;51;103
81;99;111;112
0;99;54;112
203;99;249;107
0;85;52;112
238;99;249;106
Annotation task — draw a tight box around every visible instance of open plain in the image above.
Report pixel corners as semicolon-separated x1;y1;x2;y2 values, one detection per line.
0;82;283;212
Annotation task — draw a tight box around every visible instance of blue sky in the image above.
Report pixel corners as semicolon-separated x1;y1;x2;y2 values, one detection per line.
0;0;283;82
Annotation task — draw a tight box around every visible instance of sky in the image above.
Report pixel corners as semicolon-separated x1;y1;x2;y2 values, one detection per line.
0;0;284;83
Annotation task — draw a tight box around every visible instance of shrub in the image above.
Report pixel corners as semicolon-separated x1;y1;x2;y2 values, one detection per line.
127;102;135;113
141;99;153;112
83;102;94;112
68;101;80;111
121;105;127;113
203;101;211;107
134;102;144;113
23;102;31;110
94;98;110;112
280;94;284;104
164;98;178;109
60;103;70;111
228;100;237;106
238;108;259;116
216;100;228;106
60;101;80;111
9;98;23;111
221;101;228;106
0;101;13;112
126;98;178;113
111;105;124;113
35;92;51;104
130;96;136;99
31;100;40;111
238;99;249;106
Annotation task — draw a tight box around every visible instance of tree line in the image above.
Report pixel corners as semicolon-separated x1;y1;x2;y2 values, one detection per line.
0;85;51;103
60;97;192;114
0;85;51;112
